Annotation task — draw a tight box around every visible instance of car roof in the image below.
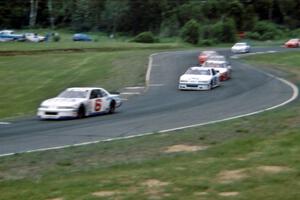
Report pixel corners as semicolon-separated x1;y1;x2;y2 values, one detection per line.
235;42;247;45
66;87;104;91
74;33;88;36
201;50;217;54
205;60;226;64
188;66;213;70
189;66;203;70
0;30;14;33
207;55;226;60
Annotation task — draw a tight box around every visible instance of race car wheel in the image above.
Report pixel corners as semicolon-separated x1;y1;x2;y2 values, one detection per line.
109;101;116;114
77;105;86;119
208;81;213;90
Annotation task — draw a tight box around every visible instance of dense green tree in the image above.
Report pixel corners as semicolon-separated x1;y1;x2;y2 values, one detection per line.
180;19;200;44
0;1;29;29
101;0;129;35
72;0;93;31
227;0;244;30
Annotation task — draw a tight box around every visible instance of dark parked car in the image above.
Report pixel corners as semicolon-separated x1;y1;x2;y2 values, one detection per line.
72;33;92;41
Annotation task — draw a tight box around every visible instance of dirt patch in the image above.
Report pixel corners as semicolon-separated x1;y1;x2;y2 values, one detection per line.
219;192;239;196
164;144;209;153
194;192;208;196
235;157;248;161
216;169;248;183
142;179;170;199
92;191;120;197
256;165;292;174
142;179;169;187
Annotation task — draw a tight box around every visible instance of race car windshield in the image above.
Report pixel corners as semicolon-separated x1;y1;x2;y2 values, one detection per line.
203;63;224;68
186;69;210;75
209;57;225;61
58;90;88;98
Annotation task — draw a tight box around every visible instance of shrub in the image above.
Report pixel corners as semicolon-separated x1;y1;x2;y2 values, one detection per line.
160;16;180;37
52;33;60;42
180;19;200;44
290;28;300;37
221;19;237;43
132;32;156;43
211;19;236;43
245;32;260;40
253;21;278;40
198;39;215;46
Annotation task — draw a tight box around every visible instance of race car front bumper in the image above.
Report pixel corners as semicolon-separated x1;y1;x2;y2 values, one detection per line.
231;48;249;53
37;108;78;119
178;83;210;90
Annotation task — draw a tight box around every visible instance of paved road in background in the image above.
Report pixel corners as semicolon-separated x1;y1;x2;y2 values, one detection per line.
0;47;297;155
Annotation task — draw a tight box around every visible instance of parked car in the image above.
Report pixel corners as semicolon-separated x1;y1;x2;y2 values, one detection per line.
37;87;122;119
24;33;45;42
231;42;251;53
178;66;220;90
0;30;25;41
72;33;92;41
284;39;300;48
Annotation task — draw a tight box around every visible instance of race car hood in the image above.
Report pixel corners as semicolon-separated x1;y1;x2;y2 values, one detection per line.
41;98;85;107
180;74;212;82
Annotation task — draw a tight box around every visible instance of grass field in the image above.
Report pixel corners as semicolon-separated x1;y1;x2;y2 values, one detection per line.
0;51;299;200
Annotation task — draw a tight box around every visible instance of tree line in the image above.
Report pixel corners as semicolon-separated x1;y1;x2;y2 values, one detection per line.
1;0;300;40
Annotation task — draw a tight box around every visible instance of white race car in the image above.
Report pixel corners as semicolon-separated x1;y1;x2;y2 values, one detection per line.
37;87;122;119
178;67;220;90
231;42;251;53
203;60;232;81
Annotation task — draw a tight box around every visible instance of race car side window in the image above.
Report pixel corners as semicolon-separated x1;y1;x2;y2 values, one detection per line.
90;90;98;99
212;69;216;75
100;89;108;97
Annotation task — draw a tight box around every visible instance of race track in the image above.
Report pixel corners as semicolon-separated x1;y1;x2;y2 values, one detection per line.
0;47;297;156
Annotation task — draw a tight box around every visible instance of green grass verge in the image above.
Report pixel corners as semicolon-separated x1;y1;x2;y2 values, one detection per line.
0;51;300;199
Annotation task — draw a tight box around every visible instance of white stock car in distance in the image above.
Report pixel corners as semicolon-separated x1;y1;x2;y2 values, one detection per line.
231;42;251;53
178;67;220;90
37;87;122;119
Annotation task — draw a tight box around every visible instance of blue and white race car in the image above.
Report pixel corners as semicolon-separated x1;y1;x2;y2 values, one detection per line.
37;87;122;119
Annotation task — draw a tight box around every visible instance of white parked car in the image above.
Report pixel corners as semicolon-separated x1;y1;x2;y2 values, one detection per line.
24;33;45;42
203;60;232;81
37;87;122;119
178;67;220;90
231;42;251;53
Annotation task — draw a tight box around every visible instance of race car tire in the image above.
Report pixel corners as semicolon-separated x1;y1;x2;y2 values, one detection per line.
77;105;86;119
108;100;116;114
208;81;213;90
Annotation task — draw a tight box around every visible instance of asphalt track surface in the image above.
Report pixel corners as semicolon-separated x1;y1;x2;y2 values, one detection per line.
0;47;298;155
